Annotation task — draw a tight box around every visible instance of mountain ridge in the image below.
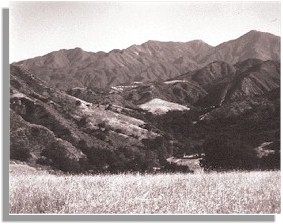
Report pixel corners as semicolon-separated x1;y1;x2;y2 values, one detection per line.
14;30;280;90
9;30;281;173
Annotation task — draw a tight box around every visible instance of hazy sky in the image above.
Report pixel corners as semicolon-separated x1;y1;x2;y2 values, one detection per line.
10;1;280;62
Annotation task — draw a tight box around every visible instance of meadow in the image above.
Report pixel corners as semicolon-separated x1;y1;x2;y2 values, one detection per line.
9;167;280;214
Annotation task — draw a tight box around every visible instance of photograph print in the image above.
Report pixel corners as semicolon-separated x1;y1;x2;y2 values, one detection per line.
9;1;280;214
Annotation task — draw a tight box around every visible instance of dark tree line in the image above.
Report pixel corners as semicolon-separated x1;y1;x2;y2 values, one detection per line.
200;135;280;171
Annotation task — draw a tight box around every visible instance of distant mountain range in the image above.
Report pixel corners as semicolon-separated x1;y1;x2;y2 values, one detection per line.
14;30;280;90
106;59;279;109
10;30;280;173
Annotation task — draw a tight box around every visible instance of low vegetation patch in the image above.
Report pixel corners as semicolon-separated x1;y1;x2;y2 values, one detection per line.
10;170;280;214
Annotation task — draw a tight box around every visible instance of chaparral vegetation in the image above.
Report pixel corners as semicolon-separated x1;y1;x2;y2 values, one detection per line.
9;27;281;215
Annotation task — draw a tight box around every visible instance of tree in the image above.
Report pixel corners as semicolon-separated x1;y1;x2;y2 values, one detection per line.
200;135;258;171
142;136;170;164
153;110;193;137
260;151;280;170
10;146;31;161
86;146;115;170
41;142;81;173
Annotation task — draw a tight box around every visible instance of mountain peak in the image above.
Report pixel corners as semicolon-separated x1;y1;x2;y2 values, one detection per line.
188;39;207;44
14;30;280;89
247;29;261;34
60;47;88;54
242;30;279;38
70;47;84;52
199;30;280;65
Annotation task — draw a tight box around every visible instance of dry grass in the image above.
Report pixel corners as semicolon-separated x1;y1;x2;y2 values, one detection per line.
9;170;280;214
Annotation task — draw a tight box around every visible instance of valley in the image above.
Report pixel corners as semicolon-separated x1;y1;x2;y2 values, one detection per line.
10;30;280;174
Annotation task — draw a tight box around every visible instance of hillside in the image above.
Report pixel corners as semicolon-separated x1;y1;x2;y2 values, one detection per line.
13;30;279;90
10;30;280;172
10;65;169;173
198;30;280;65
14;41;211;90
103;59;279;110
176;59;280;108
139;98;190;114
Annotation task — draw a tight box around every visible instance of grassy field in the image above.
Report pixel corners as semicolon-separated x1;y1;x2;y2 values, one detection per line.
9;168;280;214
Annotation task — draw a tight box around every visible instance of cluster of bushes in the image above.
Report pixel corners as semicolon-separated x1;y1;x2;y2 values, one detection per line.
75;140;161;173
149;110;208;157
11;97;280;173
200;136;257;171
39;142;81;173
200;135;280;171
148;110;194;137
162;162;193;173
65;135;197;174
10;145;31;161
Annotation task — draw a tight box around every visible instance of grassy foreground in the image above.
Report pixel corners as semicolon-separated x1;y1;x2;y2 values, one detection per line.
9;170;280;214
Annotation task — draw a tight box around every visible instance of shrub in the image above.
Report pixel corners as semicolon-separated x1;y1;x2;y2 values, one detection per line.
200;135;258;171
75;100;81;106
41;142;81;173
10;146;31;161
260;151;280;170
163;162;193;173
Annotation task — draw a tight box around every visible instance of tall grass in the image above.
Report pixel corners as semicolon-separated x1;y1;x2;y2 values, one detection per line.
9;171;280;214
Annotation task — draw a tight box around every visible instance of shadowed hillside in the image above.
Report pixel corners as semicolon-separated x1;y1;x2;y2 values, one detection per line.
10;65;176;173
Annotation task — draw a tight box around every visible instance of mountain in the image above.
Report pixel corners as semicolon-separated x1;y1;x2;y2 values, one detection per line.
10;65;170;173
13;30;279;90
198;30;280;65
117;80;207;106
175;59;280;108
178;61;236;88
10;30;280;172
14;41;212;90
103;59;279;109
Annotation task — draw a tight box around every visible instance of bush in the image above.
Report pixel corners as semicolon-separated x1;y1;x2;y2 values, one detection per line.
95;132;107;141
85;146;116;170
152;110;193;137
163;162;193;173
75;100;81;106
260;151;280;170
142;136;170;163
10;147;31;161
41;142;81;173
200;135;258;171
78;117;87;127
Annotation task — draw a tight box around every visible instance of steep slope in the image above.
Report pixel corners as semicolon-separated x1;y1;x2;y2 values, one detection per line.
178;61;236;88
196;87;280;149
14;41;212;89
198;30;280;65
118;81;207;106
14;30;279;90
10;30;281;172
115;59;280;109
10;109;85;172
174;59;280;108
10;65;167;173
229;60;280;99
